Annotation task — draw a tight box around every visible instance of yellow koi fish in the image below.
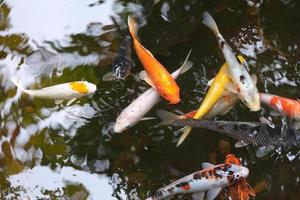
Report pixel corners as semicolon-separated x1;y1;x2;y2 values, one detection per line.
177;56;245;146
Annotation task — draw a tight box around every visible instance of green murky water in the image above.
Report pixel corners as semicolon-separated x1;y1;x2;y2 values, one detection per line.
0;0;300;199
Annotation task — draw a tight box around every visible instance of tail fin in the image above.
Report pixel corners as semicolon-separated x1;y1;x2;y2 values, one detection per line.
156;110;181;126
202;12;220;35
176;126;192;146
178;50;193;75
127;15;138;38
10;75;27;93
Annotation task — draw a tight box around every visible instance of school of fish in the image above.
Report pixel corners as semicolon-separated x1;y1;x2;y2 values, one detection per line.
9;10;300;200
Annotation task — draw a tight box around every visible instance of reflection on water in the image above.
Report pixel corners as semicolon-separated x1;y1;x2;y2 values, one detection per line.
0;0;300;199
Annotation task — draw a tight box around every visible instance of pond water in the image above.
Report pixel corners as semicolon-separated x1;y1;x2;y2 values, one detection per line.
0;0;300;199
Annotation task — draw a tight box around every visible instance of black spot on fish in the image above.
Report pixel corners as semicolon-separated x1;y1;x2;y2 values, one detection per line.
239;75;245;84
219;41;225;48
167;186;175;193
193;172;202;180
175;182;189;188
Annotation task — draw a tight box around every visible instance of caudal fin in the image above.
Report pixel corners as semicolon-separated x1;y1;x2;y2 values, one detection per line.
10;75;27;93
156;110;181;126
202;12;220;35
178;50;193;75
127;15;138;38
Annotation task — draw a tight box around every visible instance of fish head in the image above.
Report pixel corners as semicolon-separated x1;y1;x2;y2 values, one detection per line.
239;88;260;111
161;88;180;104
85;82;97;94
114;115;131;133
228;164;249;181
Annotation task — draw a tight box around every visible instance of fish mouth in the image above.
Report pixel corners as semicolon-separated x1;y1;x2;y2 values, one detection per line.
113;124;124;133
240;166;249;178
249;104;261;112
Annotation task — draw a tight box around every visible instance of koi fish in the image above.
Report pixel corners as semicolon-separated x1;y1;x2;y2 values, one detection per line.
223;154;255;200
147;162;249;200
158;91;238;126
202;12;260;111
103;35;134;81
11;78;96;100
128;16;181;104
260;93;300;121
177;56;244;146
157;114;300;157
113;51;192;133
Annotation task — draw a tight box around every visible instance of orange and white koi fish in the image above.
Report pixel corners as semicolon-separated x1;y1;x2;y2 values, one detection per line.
176;56;244;146
147;162;249;200
202;12;260;112
128;16;181;104
260;93;300;120
11;78;96;100
223;154;255;200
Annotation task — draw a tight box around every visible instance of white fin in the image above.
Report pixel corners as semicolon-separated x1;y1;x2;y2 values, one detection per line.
55;99;64;105
10;76;30;94
102;72;115;81
139;71;156;89
207;78;215;86
235;141;248;148
225;82;238;94
251;74;257;84
256;146;274;158
206;187;222;200
202;12;220;35
291;121;300;130
219;104;235;115
192;192;205;200
178;50;193;75
259;117;275;128
156;110;181;126
176;126;192;147
202;162;215;169
140;117;156;121
270;110;282;117
66;98;77;106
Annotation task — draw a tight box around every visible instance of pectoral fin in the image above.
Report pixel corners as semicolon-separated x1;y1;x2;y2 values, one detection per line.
201;162;215;169
270;110;282;117
225;82;238;94
235;141;249;148
206;187;222;200
139;71;156;88
192;192;205;200
207;78;215;86
176;126;192;147
259;117;275;128
251;74;258;84
102;72;115;81
66;98;77;106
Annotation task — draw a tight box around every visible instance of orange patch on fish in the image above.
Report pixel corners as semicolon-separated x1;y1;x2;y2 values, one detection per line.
181;184;191;191
69;82;88;94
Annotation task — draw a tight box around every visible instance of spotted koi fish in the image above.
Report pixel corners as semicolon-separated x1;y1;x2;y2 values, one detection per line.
128;15;181;104
11;78;96;100
223;154;255;200
147;163;249;200
260;93;300;121
103;35;134;81
202;12;260;111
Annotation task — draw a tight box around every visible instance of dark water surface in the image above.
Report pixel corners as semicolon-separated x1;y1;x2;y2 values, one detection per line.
0;0;300;199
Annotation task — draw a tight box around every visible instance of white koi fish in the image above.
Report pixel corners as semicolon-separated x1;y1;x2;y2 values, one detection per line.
202;12;260;111
11;78;96;100
147;162;249;200
114;51;193;133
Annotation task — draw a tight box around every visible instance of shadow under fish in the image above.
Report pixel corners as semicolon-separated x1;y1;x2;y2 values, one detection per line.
156;111;300;158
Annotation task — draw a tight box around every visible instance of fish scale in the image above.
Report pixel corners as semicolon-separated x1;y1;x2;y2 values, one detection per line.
172;119;300;148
